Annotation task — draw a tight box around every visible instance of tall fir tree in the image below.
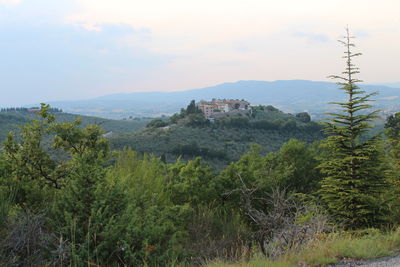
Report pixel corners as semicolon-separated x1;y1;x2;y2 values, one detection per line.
319;28;387;229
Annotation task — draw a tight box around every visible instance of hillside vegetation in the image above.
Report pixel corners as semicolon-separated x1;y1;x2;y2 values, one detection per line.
109;104;325;166
2;30;400;267
0;107;151;143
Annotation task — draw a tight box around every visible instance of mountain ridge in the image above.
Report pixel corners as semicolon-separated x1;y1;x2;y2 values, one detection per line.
46;80;400;119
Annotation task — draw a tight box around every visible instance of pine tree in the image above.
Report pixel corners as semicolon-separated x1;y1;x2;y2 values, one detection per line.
319;28;387;229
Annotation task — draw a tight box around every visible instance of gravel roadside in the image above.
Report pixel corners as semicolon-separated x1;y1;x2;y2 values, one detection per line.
328;254;400;267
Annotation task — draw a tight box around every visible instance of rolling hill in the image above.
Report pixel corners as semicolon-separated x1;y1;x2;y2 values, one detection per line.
0;109;152;144
109;105;326;167
47;80;400;119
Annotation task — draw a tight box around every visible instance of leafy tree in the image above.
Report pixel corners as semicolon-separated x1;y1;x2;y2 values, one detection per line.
2;104;68;209
50;121;125;264
186;113;208;126
185;100;202;115
146;118;168;128
385;113;400;162
318;28;387;229
109;150;190;265
1;103;134;264
218;139;321;212
217;145;278;211
169;113;184;124
275;139;321;194
281;119;297;132
0;154;10;183
0;154;14;228
296;112;311;123
383;113;400;223
168;157;218;207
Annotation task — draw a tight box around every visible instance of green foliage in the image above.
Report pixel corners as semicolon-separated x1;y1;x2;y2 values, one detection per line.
186;112;209;126
48;116;137;265
1;104;134;265
1;104;113;211
147;100;207;129
0;154;11;183
296;112;311;123
171;142;228;160
318;29;388;229
185;99;202;115
52;166;128;265
185;206;248;264
168;157;218;207
218;144;277;209
111;106;324;168
109;150;191;265
385;112;400;161
0;107;150;144
3;104;64;209
0;98;398;266
274;139;321;193
146;118;169;128
383;113;400;224
218;140;321;211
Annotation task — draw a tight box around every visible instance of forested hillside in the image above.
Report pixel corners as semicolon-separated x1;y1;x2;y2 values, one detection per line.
0;108;151;143
110;104;325;167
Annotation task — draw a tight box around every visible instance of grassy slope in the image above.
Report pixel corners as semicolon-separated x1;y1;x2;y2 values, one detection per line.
209;229;400;267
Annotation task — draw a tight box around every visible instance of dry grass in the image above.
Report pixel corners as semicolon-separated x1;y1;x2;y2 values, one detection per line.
208;228;400;267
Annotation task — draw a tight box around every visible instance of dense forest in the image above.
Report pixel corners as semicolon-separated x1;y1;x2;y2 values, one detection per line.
2;30;400;266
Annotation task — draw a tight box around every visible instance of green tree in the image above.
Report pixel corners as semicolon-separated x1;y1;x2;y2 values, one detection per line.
0;154;14;228
2;104;133;264
385;113;400;162
275;139;321;194
383;113;400;223
296;112;311;123
168;157;217;207
50;122;123;264
217;145;279;211
319;28;387;229
185;100;201;115
2;104;68;209
110;150;190;265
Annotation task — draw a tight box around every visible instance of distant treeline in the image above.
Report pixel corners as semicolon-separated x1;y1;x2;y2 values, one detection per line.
0;107;63;113
213;116;322;133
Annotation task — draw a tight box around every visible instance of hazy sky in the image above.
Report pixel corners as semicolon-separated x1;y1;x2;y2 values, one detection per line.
1;0;399;106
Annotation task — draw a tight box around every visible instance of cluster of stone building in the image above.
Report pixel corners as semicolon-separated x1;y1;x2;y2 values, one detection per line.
196;99;250;118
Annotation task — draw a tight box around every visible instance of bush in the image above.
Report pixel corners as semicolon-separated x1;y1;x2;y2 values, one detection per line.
295;112;311;123
0;211;68;266
185;207;249;265
146;119;168;128
108;150;191;265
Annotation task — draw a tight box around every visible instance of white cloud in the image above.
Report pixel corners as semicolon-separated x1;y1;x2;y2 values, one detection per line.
76;22;102;31
62;0;400;87
0;0;21;5
66;0;400;55
2;0;400;104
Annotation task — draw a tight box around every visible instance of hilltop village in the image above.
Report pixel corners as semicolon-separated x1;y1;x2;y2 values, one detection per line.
196;99;250;118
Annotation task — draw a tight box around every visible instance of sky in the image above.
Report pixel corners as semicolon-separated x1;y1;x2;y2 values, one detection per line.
0;0;399;106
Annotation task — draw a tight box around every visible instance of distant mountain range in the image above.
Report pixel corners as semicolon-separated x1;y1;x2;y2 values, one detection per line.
381;82;400;88
47;80;400;119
